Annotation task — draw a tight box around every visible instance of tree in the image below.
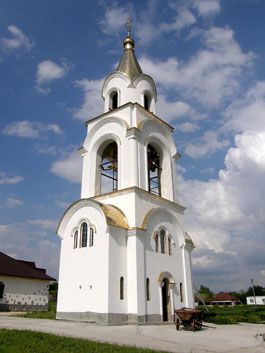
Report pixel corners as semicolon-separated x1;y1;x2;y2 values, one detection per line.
246;285;265;297
230;290;247;304
197;285;213;302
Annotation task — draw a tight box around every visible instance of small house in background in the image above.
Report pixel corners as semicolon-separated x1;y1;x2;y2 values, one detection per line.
0;251;55;312
247;296;265;305
210;292;241;306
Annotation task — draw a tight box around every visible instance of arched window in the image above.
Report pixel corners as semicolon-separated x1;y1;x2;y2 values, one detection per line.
80;222;88;248
160;229;166;254
100;141;118;194
144;94;150;111
0;282;4;299
89;227;94;247
120;276;124;300
155;233;159;252
110;91;118;110
146;278;150;301
168;237;172;255
73;230;78;249
147;144;162;196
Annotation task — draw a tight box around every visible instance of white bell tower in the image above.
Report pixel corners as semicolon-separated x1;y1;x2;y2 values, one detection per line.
56;27;195;325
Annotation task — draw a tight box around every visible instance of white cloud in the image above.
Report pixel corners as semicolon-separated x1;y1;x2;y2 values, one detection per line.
136;21;161;46
136;4;196;45
3;120;63;138
0;24;34;52
55;200;70;209
28;219;57;231
36;60;69;93
140;26;253;108
100;5;128;34
6;197;24;208
0;171;23;185
178;122;199;133
260;270;265;278
180;131;265;290
184;130;229;158
200;167;215;174
74;78;103;121
160;9;196;32
0;224;11;233
223;81;265;134
157;96;189;121
191;0;221;17
156;95;201;122
50;149;82;183
47;124;63;135
32;144;59;156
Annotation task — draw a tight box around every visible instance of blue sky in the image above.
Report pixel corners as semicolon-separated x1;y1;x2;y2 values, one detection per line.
1;0;265;292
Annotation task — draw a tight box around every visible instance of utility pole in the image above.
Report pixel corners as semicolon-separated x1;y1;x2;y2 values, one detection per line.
250;278;257;309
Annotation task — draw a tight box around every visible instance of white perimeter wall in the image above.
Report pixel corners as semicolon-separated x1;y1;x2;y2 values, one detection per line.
0;275;49;306
247;296;265;305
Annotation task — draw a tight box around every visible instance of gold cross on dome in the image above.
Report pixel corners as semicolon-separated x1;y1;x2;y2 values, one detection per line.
125;17;132;37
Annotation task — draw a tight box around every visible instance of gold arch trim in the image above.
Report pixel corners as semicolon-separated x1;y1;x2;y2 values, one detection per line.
100;203;129;230
157;271;175;283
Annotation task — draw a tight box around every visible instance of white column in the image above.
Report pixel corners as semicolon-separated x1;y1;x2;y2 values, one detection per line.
126;128;140;188
158;282;164;318
181;243;195;308
127;229;146;323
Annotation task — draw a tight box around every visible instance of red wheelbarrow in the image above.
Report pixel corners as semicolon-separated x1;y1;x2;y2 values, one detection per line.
174;308;203;331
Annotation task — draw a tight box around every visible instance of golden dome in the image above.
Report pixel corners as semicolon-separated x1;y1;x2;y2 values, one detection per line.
116;35;143;82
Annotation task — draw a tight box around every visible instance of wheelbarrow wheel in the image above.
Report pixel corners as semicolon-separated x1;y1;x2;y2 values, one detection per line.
192;319;197;332
196;320;202;330
176;318;180;331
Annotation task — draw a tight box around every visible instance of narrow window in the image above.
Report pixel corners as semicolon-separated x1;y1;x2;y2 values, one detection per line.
146;278;150;301
80;222;88;248
180;282;183;302
160;229;165;254
89;227;94;247
110;91;118;110
73;230;78;249
147;144;162;196
144;94;150;110
168;237;172;255
120;276;124;300
0;282;4;299
155;233;159;252
100;142;118;194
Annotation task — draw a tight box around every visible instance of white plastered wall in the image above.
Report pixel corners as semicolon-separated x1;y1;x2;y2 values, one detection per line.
107;225;127;314
102;73;156;113
57;203;110;314
143;208;194;317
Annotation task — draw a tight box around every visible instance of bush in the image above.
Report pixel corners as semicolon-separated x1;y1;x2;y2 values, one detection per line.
200;304;265;325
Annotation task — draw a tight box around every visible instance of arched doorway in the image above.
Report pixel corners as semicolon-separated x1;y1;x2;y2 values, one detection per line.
162;278;170;321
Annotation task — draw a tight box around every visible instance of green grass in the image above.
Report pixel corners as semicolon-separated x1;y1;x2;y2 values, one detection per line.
0;329;166;353
20;301;56;319
202;304;265;324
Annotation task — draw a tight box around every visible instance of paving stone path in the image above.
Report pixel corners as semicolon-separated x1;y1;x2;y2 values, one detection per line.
0;316;265;353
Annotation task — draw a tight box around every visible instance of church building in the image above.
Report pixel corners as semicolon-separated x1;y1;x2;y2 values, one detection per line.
56;27;195;325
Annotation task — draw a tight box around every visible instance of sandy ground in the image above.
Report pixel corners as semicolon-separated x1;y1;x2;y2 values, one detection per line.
0;316;265;353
